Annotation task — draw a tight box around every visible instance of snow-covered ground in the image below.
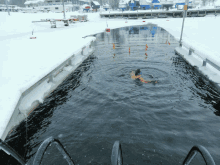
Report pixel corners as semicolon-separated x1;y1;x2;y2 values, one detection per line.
1;10;220;140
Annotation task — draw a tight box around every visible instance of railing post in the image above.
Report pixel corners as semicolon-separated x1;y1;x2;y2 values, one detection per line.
189;48;193;55
68;59;72;66
89;41;94;48
179;0;189;47
81;46;86;55
48;74;54;83
203;59;207;66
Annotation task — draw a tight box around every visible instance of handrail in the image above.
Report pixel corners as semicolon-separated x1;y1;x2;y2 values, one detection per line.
182;145;215;165
111;141;123;165
33;137;75;165
0;139;26;165
181;42;220;72
206;59;220;71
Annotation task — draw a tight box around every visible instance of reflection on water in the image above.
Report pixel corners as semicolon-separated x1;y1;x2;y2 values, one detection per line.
2;25;220;165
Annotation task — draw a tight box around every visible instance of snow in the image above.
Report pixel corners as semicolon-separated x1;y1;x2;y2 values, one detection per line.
92;1;100;6
1;9;220;140
24;0;43;5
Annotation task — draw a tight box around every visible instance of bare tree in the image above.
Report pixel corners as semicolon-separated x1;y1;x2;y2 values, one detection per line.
110;0;119;9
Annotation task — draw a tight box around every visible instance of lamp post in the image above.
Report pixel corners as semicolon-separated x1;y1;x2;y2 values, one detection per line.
62;0;66;19
5;0;10;16
179;0;189;47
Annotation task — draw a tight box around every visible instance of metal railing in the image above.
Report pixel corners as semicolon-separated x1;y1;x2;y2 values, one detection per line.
111;141;123;165
182;145;216;165
0;139;26;165
0;137;216;165
33;137;74;165
180;42;220;73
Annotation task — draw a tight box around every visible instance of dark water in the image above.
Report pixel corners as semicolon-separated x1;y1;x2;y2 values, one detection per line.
2;25;220;165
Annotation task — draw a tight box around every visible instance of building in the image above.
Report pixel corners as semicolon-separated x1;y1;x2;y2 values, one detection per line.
103;3;110;11
139;0;151;10
78;0;90;5
24;0;75;12
24;0;44;8
91;1;100;10
0;4;21;12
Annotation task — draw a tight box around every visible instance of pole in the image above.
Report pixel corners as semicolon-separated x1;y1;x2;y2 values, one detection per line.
179;0;189;47
62;0;66;19
5;0;10;16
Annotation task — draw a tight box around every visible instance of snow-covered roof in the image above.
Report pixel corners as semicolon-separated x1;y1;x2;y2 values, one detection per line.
79;0;90;2
139;0;152;5
24;0;44;5
82;4;90;8
24;1;33;5
92;1;100;6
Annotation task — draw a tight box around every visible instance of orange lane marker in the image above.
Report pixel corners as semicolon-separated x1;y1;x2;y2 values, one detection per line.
145;44;148;51
113;43;115;49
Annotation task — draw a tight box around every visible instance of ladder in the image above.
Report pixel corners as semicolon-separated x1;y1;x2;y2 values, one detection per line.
0;137;216;165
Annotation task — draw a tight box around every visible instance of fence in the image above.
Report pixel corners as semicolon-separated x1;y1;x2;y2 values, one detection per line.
180;42;220;72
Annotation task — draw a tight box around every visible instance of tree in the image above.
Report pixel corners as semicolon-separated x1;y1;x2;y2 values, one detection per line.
110;0;119;9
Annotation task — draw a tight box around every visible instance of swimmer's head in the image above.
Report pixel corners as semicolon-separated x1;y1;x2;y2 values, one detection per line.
135;69;141;76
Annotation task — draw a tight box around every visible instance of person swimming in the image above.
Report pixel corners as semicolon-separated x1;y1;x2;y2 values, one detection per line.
130;69;157;83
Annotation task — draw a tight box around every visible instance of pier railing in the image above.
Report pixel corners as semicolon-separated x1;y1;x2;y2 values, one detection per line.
180;42;220;72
